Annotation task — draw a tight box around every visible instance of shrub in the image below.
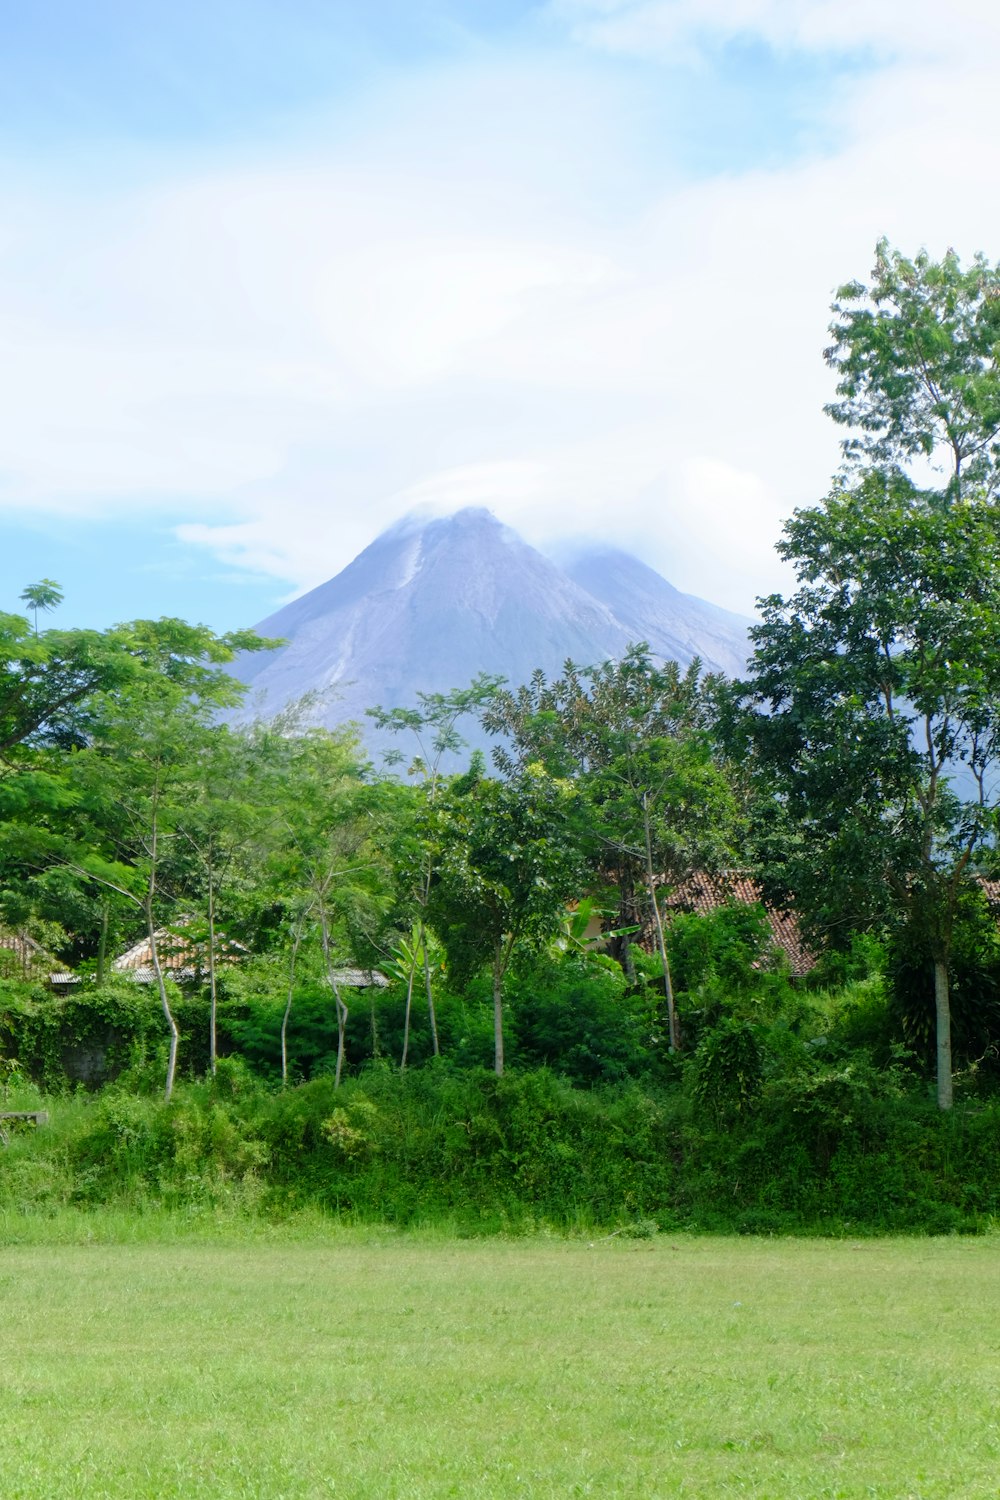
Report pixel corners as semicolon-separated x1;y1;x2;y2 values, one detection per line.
505;955;657;1084
691;1018;763;1123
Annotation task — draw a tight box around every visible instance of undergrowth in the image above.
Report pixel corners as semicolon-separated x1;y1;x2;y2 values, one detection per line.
2;1059;999;1237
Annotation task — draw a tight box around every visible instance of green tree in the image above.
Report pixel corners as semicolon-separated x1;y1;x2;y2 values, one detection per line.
825;239;1000;500
746;474;1000;1109
745;241;1000;1110
428;760;584;1075
174;726;271;1076
18;579;64;637
53;620;273;1098
369;675;502;1066
0;610;124;761
484;647;738;1049
273;730;390;1088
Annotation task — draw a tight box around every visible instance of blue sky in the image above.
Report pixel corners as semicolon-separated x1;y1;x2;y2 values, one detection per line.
1;0;996;630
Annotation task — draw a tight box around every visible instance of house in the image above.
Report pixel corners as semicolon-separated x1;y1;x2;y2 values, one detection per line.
0;928;60;982
660;871;816;978
111;923;248;984
111;924;388;989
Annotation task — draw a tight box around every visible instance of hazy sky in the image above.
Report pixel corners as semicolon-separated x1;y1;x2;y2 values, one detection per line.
2;0;998;629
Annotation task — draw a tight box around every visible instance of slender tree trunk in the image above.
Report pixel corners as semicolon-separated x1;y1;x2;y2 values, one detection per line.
333;979;348;1089
611;870;638;983
369;987;380;1061
400;953;417;1071
619;934;637;986
642;796;680;1051
97;899;109;986
492;941;505;1077
419;919;440;1057
934;956;953;1110
281;929;301;1088
319;909;349;1089
207;872;218;1077
145;896;180;1102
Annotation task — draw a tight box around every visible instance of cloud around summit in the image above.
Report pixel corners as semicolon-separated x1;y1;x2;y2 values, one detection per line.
1;0;998;620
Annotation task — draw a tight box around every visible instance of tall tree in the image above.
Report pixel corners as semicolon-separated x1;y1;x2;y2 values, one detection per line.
174;725;276;1076
825;239;1000;500
18;580;64;637
369;676;501;1065
428;759;584;1075
484;647;738;1047
275;730;389;1087
54;620;272;1098
0;609;128;761
747;325;1000;1109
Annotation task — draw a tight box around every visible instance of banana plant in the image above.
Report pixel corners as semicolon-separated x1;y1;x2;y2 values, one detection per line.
384;925;430;1070
554;896;638;964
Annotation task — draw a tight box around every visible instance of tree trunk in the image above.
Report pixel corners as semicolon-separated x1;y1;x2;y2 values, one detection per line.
647;874;680;1052
146;899;180;1102
492;941;505;1077
934;956;953;1110
619;935;637;986
369;987;380;1061
642;795;680;1051
319;910;349;1089
280;929;301;1089
610;870;638;983
207;872;218;1077
333;982;348;1088
400;953;416;1071
97;900;109;986
419;920;440;1057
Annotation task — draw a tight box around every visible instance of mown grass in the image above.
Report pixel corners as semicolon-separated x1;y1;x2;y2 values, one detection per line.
0;1229;998;1498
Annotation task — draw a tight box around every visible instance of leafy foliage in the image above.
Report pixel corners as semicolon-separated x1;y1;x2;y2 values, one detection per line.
7;239;1000;1223
743;245;1000;1108
691;1018;763;1123
826;239;1000;498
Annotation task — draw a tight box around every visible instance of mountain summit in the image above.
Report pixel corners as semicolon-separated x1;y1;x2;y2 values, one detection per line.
562;544;749;679
231;508;750;739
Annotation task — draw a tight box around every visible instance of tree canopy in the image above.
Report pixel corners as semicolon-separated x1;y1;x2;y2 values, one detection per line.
745;242;1000;1108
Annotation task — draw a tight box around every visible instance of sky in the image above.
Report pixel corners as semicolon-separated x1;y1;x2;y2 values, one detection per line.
2;0;999;630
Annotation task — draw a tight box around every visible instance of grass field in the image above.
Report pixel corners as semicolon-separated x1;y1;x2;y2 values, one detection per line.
0;1225;998;1498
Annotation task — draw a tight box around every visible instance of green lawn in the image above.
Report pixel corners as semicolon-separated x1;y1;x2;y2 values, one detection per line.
0;1229;998;1498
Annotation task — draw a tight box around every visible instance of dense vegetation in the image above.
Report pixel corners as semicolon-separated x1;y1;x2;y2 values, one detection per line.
5;241;1000;1232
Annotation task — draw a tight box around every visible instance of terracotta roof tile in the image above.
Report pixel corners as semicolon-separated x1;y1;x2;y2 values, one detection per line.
0;928;59;980
111;924;387;989
112;924;247;976
660;871;816;977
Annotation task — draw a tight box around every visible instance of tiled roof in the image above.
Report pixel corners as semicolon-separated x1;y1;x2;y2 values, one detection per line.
118;964;386;987
111;925;387;989
112;924;247;977
327;968;389;989
977;879;1000;914
660;871;816;977
0;929;59;980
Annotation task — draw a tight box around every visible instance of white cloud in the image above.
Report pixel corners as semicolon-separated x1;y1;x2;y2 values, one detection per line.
554;0;1000;63
1;16;999;618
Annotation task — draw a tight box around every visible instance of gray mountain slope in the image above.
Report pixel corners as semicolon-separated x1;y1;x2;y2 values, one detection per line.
234;508;633;732
561;545;751;680
231;508;750;749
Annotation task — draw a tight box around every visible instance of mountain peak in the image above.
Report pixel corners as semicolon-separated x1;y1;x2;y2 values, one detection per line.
386;505;509;543
231;509;750;744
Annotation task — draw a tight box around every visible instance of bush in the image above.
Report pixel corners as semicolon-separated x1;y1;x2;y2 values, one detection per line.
691;1019;763;1123
504;955;658;1084
0;979;168;1090
888;895;1000;1081
668;903;778;996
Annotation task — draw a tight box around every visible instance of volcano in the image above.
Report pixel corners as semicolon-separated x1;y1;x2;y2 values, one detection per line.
231;508;751;747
